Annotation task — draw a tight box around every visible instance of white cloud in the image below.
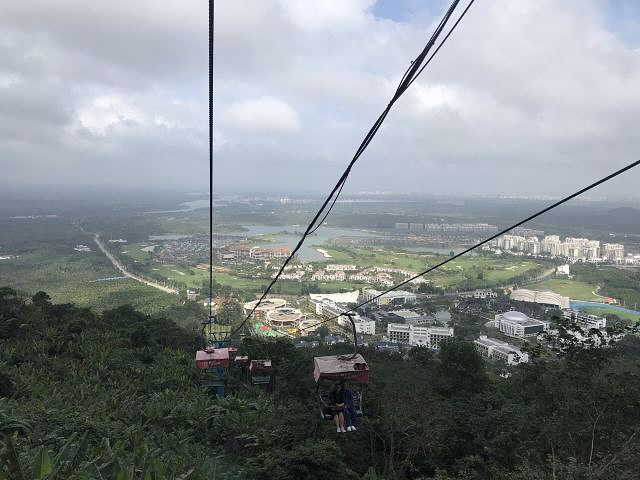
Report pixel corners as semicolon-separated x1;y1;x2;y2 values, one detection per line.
222;96;301;133
0;0;639;196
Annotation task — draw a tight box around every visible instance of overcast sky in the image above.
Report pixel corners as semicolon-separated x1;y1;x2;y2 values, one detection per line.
1;0;639;197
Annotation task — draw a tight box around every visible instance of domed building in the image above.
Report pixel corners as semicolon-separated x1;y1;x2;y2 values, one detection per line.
494;311;548;338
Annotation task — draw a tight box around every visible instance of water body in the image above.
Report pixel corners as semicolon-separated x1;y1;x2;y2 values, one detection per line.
242;225;376;262
570;300;640;317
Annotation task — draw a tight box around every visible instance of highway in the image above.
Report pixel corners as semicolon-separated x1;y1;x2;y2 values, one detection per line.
93;235;178;295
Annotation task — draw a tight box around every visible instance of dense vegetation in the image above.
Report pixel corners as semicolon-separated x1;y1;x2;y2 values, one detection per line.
572;264;640;309
2;288;640;478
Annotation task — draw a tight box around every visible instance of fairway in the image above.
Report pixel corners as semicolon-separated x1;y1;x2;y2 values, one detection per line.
527;279;599;301
318;246;548;289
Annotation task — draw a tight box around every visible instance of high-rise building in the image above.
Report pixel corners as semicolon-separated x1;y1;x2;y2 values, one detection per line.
602;243;624;261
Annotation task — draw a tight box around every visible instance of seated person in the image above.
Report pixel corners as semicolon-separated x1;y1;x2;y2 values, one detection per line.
341;380;357;431
329;382;346;433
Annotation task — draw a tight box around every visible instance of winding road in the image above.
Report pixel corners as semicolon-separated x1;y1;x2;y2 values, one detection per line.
93;235;178;295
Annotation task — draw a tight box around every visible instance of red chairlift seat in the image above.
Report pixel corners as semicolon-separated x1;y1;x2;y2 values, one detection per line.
195;347;230;369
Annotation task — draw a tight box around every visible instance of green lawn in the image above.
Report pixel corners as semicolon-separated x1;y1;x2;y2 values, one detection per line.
120;242;155;262
315;247;545;287
580;306;640;323
527;279;599;301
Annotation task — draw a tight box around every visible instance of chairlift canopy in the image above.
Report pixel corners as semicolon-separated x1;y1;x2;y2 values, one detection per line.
196;348;230;369
313;354;369;383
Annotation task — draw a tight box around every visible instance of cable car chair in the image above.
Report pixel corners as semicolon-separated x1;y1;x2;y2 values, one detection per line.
313;314;369;420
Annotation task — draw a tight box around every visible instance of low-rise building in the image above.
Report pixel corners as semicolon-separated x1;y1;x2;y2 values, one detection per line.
386;323;453;349
326;264;358;271
474;336;529;365
338;315;376;335
462;289;497;299
266;307;305;330
186;289;198;301
390;309;433;325
363;289;416;306
494;311;548;338
562;309;607;329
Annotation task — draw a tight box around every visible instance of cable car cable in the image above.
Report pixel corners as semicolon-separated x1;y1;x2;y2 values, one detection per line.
208;0;215;320
231;0;474;337
308;0;476;235
300;158;640;332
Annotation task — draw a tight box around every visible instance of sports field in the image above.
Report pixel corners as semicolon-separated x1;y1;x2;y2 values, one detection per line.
528;279;599;301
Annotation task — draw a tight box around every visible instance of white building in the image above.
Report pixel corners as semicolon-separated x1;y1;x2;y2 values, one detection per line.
386;323;453;349
338;315;376;335
311;271;346;281
562;309;607;329
602;243;624;261
494;311;548;338
474;336;529;365
463;289;498;299
556;264;570;276
326;264;358;271
510;289;570;309
363;289;416;306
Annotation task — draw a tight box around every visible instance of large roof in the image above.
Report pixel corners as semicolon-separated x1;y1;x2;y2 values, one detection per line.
309;290;360;304
243;298;286;312
313;354;369;383
503;311;529;322
510;288;570;309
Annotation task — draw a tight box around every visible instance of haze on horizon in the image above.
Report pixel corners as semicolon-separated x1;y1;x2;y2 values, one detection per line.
1;0;640;199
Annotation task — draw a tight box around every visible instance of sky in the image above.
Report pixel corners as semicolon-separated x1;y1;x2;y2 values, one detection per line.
1;0;640;198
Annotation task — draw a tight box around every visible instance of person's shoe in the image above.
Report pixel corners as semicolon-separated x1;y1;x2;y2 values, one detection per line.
346;426;353;431
337;428;341;433
351;426;357;431
340;427;346;433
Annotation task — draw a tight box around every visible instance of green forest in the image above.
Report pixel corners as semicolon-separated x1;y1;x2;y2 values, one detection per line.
2;287;640;479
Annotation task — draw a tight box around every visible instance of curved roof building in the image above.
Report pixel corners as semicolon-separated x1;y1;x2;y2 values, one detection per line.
265;307;305;329
510;289;570;309
243;298;287;319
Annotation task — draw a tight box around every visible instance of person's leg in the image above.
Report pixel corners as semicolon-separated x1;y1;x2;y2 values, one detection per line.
349;407;357;430
334;413;340;431
344;407;353;429
339;412;346;431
